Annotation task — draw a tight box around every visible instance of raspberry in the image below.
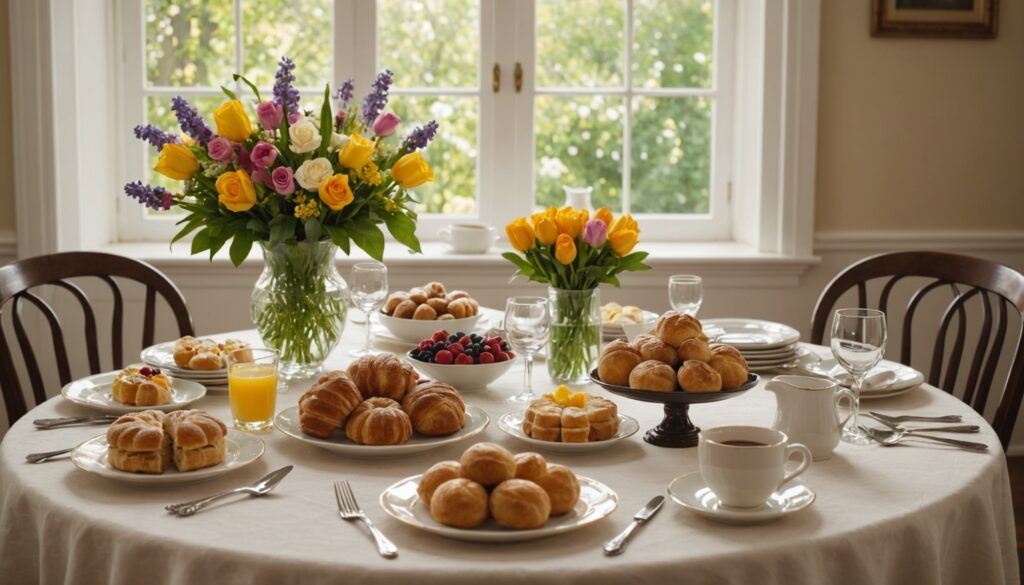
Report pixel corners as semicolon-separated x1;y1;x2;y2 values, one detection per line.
458;336;472;346
494;352;509;363
478;351;495;364
432;330;449;342
488;336;503;346
434;350;454;364
448;342;465;354
418;340;434;351
455;353;474;365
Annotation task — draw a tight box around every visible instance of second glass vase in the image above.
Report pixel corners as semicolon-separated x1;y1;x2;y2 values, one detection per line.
546;287;602;384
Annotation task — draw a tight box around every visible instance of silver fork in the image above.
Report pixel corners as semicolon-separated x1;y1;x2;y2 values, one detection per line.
864;414;979;434
334;480;398;559
869;411;962;424
860;426;988;452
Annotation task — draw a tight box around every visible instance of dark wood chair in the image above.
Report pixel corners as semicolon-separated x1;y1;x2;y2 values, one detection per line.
0;252;194;426
811;251;1024;449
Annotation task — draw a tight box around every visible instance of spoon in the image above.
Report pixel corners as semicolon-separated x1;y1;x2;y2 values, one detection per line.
166;465;294;516
860;426;988;452
25;447;75;463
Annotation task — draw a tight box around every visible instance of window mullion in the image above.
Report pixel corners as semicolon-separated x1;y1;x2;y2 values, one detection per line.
622;0;634;216
234;0;243;92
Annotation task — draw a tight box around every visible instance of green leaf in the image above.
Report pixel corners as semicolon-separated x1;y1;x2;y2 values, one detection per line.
383;213;421;253
347;218;385;261
220;85;238;100
191;229;212;255
229;230;256;267
170;215;204;246
304;217;323;243
318;84;333;158
603;274;622;287
246;218;268;237
269;214;297;248
232;74;262;102
208;231;230;260
324;225;351;255
502;252;534;273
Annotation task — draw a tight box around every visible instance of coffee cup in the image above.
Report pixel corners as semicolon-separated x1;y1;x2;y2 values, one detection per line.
698;426;812;508
440;223;497;254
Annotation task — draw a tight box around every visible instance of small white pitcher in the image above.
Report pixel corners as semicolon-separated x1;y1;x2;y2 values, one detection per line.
766;375;855;461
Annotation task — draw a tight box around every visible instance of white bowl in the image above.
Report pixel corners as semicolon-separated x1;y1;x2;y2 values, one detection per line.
377;312;483;343
406;351;517;391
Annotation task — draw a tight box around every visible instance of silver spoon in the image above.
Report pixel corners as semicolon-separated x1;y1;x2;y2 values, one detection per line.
861;426;988;452
166;465;294;516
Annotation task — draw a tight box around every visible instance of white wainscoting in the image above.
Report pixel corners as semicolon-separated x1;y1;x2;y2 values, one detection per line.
0;230;16;265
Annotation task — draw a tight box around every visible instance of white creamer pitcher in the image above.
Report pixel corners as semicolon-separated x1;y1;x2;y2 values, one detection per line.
766;375;855;461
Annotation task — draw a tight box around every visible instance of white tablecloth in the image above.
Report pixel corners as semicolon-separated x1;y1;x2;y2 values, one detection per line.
1;330;1018;585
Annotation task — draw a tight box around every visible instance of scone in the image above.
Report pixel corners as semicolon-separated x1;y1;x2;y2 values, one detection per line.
628;360;677;392
677;360;723;392
597;339;642;386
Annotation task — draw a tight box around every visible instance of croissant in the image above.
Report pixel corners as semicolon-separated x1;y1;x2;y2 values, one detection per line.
298;371;364;438
401;381;465;436
346;354;418;401
345;398;413;445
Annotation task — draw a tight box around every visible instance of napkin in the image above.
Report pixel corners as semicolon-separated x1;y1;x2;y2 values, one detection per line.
829;369;897;392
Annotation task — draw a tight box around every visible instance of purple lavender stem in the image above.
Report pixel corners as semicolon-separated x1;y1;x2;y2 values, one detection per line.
133;125;180;151
361;69;393;126
124;181;173;211
402;120;439;152
170;96;213;146
273;56;301;114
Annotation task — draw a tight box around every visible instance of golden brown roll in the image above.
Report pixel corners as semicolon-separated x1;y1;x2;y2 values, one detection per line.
347;353;418;401
709;343;746;362
413;303;438;320
653;312;703;348
423;281;447;298
408;288;429;304
489;479;551;530
678;338;712;363
628;360;678;392
446;290;471;301
298;371;363;438
633;334;679;367
585;396;620;441
437;313;455;321
459;442;516;487
597;339;642;386
383;292;409;315
560;407;590;443
163;410;227;472
677;360;723;393
392;299;418;319
425;297;449;314
418;461;462;506
172;336;200;368
535;463;580;516
447;298;474;319
401;381;465;436
429;478;489;528
107;410;167;453
514;452;549;483
344;398;413;445
522;399;562;442
708;349;749;390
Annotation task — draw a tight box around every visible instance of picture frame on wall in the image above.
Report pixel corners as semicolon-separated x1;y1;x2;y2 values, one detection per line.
871;0;999;38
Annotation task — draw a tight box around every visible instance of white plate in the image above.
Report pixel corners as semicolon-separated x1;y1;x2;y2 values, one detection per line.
667;471;815;525
61;372;206;413
497;411;640;452
373;308;500;346
602;311;659;340
70;430;265;485
273;405;490;457
140;341;229;377
747;349;820;373
859;385;918;400
807;358;925;392
379;474;618;542
739;344;801;359
701;319;802;350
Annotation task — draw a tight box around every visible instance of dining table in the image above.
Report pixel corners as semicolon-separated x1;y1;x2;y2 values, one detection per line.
0;320;1019;585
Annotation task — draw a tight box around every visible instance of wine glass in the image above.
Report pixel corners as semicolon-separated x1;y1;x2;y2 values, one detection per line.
349;262;388;357
831;308;888;445
668;275;703;316
504;297;551;404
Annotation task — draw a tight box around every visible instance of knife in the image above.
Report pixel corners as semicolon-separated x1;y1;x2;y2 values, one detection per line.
33;415;120;429
603;495;664;556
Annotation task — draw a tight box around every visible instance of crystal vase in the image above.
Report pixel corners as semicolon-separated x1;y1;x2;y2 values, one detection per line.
547;287;602;384
251;241;349;379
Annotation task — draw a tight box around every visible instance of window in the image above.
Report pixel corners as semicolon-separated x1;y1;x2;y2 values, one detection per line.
117;1;733;242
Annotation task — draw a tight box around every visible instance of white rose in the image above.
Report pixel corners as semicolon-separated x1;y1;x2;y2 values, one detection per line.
294;157;334;191
331;133;350;150
289;119;321;154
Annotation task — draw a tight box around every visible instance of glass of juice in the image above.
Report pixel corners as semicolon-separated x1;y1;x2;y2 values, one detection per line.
226;348;279;433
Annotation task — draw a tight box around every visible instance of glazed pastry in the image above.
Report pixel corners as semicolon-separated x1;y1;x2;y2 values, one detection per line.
417;461;462;506
383;292;409;315
392;299;418;319
447;298;474;319
522;398;563;442
172;336;200;368
107;410;171;474
163;409;227;472
112;366;173;406
459;442;516;487
346;354;418;401
345;398;413;445
585;396;619;441
560;407;590;443
535;463;580;516
597;339;642;386
430;478;489;528
423;281;447;298
653;312;703;348
678;338;712;363
401;381;465;436
628;360;678;392
218;339;251;362
677;360;723;393
298;371;363;438
489;479;551;530
708;347;749;390
633;334;679;368
513;452;549;483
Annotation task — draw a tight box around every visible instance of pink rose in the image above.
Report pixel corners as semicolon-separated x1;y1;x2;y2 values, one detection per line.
207;136;234;163
256;101;283;130
250;141;279;169
372;112;401;137
238;145;253;173
271;166;295;196
288;112;303;125
251;168;270;187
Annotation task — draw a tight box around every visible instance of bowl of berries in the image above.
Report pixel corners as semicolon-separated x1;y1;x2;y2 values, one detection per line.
407;330;518;391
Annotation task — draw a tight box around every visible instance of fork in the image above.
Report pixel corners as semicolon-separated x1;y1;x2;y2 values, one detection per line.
334;480;398;558
869;411;962;424
864;414;979;434
860;426;988;452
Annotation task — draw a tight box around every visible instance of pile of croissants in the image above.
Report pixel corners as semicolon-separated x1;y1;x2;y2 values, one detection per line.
298;354;466;445
597;312;749;392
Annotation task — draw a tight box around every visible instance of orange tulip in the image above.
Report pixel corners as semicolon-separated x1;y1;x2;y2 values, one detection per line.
555;233;577;265
505;218;536;252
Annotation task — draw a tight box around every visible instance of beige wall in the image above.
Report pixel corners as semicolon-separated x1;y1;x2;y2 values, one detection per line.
816;1;1024;232
0;0;14;234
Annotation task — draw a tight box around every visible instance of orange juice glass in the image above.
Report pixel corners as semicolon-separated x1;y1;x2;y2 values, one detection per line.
227;348;279;432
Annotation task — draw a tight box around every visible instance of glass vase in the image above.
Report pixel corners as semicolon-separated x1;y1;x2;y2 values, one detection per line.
547;287;602;384
251;241;349;380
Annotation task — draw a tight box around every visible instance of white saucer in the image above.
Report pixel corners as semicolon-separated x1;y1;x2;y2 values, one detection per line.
61;371;207;414
701;319;802;350
497;411;640;452
667;471;815;524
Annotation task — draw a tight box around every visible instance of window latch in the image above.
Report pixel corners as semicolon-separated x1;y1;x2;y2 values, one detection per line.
514;62;523;93
493;63;500;93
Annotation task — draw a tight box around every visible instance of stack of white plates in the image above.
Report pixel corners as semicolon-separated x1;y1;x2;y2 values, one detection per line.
701;319;810;372
140;342;229;390
603;310;659;341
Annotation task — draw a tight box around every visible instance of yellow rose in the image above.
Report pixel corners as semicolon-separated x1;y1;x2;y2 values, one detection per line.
154;143;198;181
554;207;586;238
534;216;558;246
391;151;434;189
608;229;638;256
594;207;613;227
213;100;254;142
215;170;257;212
338;133;375;169
555;233;577;265
318;173;354;211
505;217;535;252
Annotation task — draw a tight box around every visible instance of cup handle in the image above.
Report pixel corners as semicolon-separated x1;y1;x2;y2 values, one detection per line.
778;443;812;490
835;387;856;428
440;227;452;243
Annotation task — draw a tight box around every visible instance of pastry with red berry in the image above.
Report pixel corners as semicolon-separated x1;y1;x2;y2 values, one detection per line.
112;366;173;406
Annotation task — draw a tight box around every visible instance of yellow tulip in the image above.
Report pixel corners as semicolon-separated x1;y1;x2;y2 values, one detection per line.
531;206;557;226
555;234;577;265
594;207;614;227
154;143;198;181
609;214;638;236
608;229;638;256
318;174;354;211
534;216;558;246
554;207;586;238
338;133;375;169
505;217;535;252
212;100;253;142
391;151;434;189
215;170;257;212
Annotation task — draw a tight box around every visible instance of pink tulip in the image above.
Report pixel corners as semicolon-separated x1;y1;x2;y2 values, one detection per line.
271;166;295;196
207;136;234;163
582;219;607;248
372;112;401;137
256;101;283;130
250;141;279;169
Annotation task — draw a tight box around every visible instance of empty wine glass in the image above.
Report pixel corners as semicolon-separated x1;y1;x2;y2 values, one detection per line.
504;297;551;404
831;308;888;445
349;262;388;357
668;275;703;316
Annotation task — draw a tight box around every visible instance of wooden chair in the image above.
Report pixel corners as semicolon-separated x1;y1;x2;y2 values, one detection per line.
811;251;1024;449
0;252;194;426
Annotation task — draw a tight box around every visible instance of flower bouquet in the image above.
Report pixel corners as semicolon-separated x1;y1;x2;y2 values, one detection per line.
503;207;651;383
125;57;439;377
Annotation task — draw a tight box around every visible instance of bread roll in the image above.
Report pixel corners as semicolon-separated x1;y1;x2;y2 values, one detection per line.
535;463;580;516
585;396;620;441
513;452;549;483
633;334;679;367
678;338;712;363
383;292;409;315
163;410;227;472
459;442;516;487
418;461;461;506
653;312;703;348
709;343;746;362
413;303;438;320
447;298;473;319
597;339;642;386
489;479;551;529
345;398;413;445
446;290;470;301
438;313;455;321
408;288;429;304
347;354;418;401
298;370;363;438
677;360;722;393
401;381;465;436
708;347;749;390
423;282;447;298
425;297;449;314
430;478;489;528
107;410;167;453
628;360;677;392
392;299;417;319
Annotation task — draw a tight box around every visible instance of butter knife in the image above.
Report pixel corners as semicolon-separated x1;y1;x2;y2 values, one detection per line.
33;415;119;429
604;495;664;556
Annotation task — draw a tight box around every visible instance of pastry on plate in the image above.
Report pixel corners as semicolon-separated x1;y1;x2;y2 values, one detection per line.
459;442;516;487
628;360;678;392
535;463;580;516
429;478;489;528
401;381;465;436
489;479;551;530
346;353;418;402
597;339;642;386
106;410;171;474
418;461;462;506
653;312;704;348
522;387;620;443
163;409;227;472
677;360;723;393
677;337;712;363
111;366;173;406
708;346;750;390
633;334;679;367
345;398;413;445
297;371;363;439
513;452;549;483
585;396;619;441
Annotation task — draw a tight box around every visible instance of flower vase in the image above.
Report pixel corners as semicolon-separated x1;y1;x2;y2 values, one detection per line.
251;241;349;379
562;186;594;211
547;287;602;384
